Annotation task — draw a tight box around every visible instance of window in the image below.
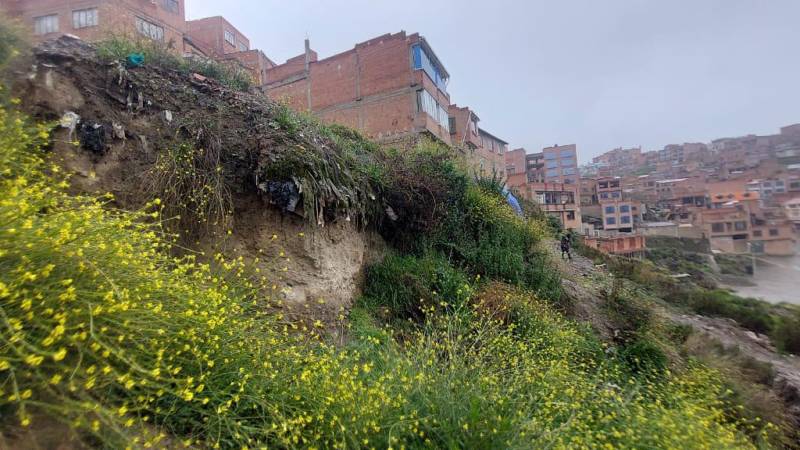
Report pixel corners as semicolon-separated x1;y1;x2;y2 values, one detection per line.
237;41;248;52
72;8;97;29
611;191;620;198
621;216;631;224
560;157;575;167
162;0;180;13
411;43;448;92
619;205;630;213
448;117;456;134
560;150;574;158
136;17;164;40
711;223;724;233
769;228;779;236
734;221;747;231
224;30;236;46
544;152;558;160
416;90;449;132
566;211;575;220
34;14;59;35
752;230;762;237
605;206;615;214
546;169;559;178
562;167;576;175
546;160;558;169
600;192;609;199
606;217;616;225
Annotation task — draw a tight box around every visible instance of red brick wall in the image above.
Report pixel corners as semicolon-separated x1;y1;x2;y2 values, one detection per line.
224;49;274;84
3;0;186;50
265;31;453;146
186;16;249;56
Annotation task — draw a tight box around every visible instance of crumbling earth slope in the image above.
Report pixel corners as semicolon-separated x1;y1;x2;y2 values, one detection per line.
10;36;384;311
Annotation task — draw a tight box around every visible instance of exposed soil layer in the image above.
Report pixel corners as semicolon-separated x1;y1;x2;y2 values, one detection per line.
10;36;386;311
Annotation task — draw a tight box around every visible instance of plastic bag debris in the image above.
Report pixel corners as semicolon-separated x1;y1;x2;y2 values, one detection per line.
259;181;301;213
126;53;144;68
78;121;107;154
59;111;80;141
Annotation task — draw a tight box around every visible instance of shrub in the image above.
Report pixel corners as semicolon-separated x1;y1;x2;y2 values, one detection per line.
0;15;26;69
602;279;654;341
689;290;775;335
145;142;232;236
361;253;472;321
620;338;668;374
773;314;800;355
95;35;253;91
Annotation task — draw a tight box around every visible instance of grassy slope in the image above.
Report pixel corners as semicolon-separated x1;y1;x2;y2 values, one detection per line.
0;32;784;448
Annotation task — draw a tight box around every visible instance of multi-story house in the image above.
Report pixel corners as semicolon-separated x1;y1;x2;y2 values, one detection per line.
264;32;452;146
186;16;274;84
1;1;272;84
477;128;507;176
508;181;582;231
600;202;633;232
2;0;187;46
542;144;579;185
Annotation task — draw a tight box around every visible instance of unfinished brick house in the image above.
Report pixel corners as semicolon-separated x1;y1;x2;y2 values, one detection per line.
1;0;187;48
448;105;506;176
264;32;453;146
1;1;272;83
186;16;275;84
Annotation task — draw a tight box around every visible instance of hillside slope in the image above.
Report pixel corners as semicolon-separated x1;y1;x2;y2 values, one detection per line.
0;35;795;448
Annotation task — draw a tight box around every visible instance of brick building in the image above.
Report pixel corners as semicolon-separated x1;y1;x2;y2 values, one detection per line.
505;148;544;183
264;32;453;146
542;144;579;185
1;1;274;83
477;128;507;176
1;0;187;46
185;16;274;84
583;234;646;257
507;181;582;231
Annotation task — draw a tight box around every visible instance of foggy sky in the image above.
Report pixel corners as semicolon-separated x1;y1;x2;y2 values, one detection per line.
186;0;800;163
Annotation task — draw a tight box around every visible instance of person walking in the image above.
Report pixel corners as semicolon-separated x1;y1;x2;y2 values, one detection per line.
560;233;573;261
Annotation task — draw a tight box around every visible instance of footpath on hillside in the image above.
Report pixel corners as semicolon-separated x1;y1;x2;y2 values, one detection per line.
552;240;800;423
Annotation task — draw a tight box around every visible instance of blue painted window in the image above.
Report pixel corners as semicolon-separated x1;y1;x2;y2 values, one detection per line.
412;44;447;92
606;217;616;225
621;216;631;224
546;169;559;178
605;206;615;214
620;205;629;212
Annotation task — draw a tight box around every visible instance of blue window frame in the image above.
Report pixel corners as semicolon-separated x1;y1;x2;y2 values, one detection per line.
621;216;631;224
412;44;447;93
605;206;615;214
606;217;616;225
619;205;630;212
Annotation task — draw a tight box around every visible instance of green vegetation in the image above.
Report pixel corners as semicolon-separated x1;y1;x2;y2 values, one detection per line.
96;35;253;91
591;248;800;355
0;28;788;448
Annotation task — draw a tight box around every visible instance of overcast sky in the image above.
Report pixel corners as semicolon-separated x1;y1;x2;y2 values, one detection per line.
187;0;800;163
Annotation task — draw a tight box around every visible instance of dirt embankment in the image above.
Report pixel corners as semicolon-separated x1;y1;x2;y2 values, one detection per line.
10;36;385;312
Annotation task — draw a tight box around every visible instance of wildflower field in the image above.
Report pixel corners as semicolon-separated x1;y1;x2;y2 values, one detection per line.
0;96;773;449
